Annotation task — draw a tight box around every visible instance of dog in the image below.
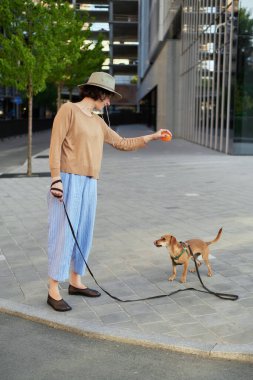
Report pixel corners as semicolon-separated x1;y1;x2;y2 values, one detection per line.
154;228;222;283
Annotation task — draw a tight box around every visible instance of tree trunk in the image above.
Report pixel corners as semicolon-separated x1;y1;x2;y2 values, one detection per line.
57;83;62;110
27;79;33;176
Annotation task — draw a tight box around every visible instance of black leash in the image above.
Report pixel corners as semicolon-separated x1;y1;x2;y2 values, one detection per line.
63;201;238;302
187;245;238;301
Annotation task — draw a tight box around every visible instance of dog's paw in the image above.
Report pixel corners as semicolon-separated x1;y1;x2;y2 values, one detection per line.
168;276;175;281
180;277;186;283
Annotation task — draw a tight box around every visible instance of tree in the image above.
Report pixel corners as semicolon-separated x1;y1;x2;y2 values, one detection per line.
64;34;107;101
0;0;56;175
47;4;91;110
33;83;57;116
235;7;253;116
0;0;92;175
238;7;253;52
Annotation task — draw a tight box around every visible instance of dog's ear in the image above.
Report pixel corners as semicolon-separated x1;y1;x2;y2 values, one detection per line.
170;236;179;255
170;236;177;246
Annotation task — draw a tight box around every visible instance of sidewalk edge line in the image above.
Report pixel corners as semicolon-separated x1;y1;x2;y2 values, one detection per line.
1;301;253;363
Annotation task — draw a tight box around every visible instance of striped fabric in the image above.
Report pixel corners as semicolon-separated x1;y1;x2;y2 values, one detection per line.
47;172;97;281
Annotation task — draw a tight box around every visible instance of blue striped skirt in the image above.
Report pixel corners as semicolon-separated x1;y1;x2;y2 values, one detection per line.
47;172;97;281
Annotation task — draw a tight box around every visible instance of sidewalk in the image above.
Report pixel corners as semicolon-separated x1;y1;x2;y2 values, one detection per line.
1;124;253;361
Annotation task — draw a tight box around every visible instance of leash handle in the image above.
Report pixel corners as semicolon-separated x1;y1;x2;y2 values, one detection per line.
63;201;238;302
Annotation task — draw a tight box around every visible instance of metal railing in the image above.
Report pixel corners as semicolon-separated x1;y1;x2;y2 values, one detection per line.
180;0;236;154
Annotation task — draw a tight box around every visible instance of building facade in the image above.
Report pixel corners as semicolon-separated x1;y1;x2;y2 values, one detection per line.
69;0;139;111
138;0;253;155
0;0;139;121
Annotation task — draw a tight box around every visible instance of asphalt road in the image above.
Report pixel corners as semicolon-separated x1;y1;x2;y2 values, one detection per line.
0;130;51;173
1;313;253;380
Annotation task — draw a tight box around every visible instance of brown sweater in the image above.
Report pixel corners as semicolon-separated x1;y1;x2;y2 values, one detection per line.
49;102;146;179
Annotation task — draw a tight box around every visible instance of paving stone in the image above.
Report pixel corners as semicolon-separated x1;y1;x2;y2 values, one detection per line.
209;323;238;337
99;312;131;325
67;310;101;323
1;278;18;293
139;321;179;334
13;268;41;282
186;304;217;316
238;297;253;307
132;312;164;324
222;329;253;344
1;286;24;298
91;303;123;317
175;322;208;338
152;303;185;316
194;314;231;328
104;320;141;332
187;332;221;344
1;125;253;349
121;302;155;316
0;263;13;277
146;296;175;306
172;295;205;307
226;312;253;329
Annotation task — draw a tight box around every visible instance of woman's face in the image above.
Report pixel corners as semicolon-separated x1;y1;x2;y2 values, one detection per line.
95;95;111;111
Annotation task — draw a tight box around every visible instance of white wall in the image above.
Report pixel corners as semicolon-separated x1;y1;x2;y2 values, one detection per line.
137;39;181;136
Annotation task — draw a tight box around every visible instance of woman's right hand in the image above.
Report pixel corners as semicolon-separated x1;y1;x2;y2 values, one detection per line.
50;177;63;202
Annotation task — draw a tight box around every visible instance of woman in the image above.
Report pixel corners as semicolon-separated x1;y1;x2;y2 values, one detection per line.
47;72;171;311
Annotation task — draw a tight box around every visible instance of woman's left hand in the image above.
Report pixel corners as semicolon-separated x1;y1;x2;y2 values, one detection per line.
153;129;172;141
144;129;172;143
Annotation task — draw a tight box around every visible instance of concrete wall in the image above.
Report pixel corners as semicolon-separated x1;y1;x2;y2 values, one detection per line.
137;39;181;136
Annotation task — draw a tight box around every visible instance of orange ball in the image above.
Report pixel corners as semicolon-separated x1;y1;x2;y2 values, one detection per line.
161;131;172;142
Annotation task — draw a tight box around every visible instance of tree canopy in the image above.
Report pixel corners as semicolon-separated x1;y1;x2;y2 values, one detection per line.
0;0;105;174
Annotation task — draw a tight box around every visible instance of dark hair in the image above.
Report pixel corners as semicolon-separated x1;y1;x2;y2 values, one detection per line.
79;85;114;101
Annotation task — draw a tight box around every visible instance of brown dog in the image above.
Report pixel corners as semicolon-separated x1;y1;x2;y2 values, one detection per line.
154;228;222;283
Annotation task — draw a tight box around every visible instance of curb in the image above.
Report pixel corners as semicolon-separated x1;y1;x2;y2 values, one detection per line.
1;298;253;363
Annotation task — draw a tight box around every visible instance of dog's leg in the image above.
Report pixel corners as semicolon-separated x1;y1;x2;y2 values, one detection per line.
202;249;213;277
203;258;213;277
190;256;202;273
180;261;189;283
168;260;177;281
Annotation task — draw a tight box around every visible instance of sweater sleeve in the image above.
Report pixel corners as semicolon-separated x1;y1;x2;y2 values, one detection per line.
49;103;72;177
103;123;147;151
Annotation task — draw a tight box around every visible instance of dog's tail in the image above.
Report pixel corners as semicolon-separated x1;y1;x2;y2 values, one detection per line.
206;228;223;246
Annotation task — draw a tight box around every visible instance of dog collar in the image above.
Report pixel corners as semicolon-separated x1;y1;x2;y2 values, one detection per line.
172;246;188;261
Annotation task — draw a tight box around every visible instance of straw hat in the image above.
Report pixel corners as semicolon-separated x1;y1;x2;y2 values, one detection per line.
78;72;122;98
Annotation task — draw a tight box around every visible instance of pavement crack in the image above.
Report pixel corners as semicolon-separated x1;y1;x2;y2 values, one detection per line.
209;342;218;355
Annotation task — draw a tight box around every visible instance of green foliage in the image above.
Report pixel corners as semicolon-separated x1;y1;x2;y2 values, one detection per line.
0;0;58;95
238;7;253;53
0;0;106;97
235;85;253;115
235;7;253;116
238;7;253;36
33;83;57;113
130;75;138;84
0;0;102;174
64;34;107;92
47;1;91;86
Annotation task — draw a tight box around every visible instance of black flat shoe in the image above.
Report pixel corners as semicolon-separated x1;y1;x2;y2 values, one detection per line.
68;285;101;297
47;294;72;312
